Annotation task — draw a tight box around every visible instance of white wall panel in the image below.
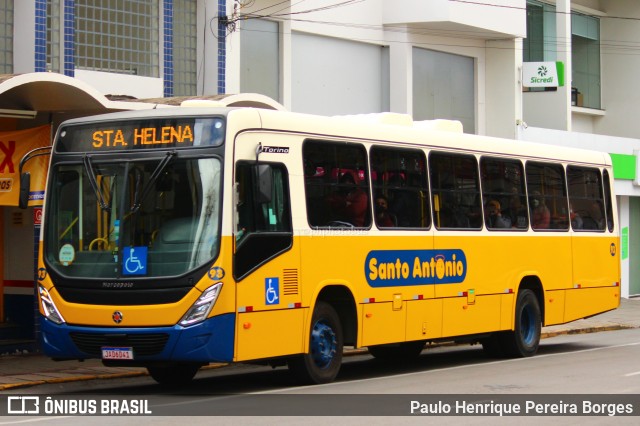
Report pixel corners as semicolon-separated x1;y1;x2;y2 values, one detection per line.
292;32;388;116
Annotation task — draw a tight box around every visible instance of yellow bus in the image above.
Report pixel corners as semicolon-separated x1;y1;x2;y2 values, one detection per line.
22;105;620;385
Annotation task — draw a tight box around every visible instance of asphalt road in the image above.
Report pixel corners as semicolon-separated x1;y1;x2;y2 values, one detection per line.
2;328;639;425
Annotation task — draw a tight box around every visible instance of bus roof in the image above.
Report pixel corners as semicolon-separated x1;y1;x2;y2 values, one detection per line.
56;106;611;167
247;108;611;167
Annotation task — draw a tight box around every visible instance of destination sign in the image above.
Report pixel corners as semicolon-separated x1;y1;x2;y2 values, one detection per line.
56;117;225;153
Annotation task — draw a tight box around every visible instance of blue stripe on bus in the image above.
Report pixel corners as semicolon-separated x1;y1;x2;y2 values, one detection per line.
39;313;235;363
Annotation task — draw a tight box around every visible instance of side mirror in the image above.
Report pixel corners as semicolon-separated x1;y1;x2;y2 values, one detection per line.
18;146;52;210
18;172;31;209
254;164;273;204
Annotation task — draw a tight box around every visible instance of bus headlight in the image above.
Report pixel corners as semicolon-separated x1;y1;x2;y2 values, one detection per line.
179;283;223;327
38;285;66;325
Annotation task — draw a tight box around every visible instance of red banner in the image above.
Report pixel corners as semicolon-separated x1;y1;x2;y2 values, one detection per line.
0;125;51;206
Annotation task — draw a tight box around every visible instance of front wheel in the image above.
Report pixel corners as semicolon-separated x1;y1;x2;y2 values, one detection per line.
288;301;343;384
147;363;200;386
501;289;541;357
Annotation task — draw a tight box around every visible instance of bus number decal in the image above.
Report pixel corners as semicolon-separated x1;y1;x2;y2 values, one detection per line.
365;249;467;287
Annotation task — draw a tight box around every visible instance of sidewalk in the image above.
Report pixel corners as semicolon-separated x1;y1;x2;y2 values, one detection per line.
1;298;638;391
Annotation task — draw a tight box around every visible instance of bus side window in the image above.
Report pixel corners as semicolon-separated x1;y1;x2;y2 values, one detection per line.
603;169;615;232
303;140;371;229
429;152;481;230
526;162;568;231
480;157;528;230
370;146;431;229
568;166;606;232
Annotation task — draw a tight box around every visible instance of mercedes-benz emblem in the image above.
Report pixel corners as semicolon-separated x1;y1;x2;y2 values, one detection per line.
112;311;124;324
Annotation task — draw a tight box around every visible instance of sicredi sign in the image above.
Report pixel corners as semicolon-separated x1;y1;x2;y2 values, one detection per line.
522;61;565;88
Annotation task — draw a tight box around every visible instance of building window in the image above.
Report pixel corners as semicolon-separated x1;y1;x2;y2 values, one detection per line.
172;0;197;96
523;1;557;93
524;1;601;108
523;1;544;62
0;0;13;73
572;12;600;109
524;0;557;62
47;0;61;72
75;0;159;77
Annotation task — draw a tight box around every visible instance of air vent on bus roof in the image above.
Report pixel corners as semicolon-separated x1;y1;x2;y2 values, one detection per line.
180;99;226;108
334;112;413;126
413;119;463;133
333;113;463;133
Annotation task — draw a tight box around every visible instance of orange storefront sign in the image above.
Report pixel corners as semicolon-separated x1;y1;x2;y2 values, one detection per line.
0;125;51;207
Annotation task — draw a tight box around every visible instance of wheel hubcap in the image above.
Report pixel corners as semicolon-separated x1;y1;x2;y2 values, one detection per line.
310;320;337;369
520;305;535;345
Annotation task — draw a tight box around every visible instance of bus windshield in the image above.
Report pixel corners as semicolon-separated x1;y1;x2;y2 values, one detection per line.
44;155;222;278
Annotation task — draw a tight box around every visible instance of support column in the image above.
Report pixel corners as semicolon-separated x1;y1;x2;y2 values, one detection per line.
556;0;572;131
388;39;412;115
486;38;522;139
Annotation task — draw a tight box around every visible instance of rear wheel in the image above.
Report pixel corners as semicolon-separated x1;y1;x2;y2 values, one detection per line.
501;289;541;357
147;363;200;386
288;301;343;384
368;341;425;361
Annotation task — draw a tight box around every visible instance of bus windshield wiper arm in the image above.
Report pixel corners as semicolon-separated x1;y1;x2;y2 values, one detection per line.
130;150;177;213
83;154;111;212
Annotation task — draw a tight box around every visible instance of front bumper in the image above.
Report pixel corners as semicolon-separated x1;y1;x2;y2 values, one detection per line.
39;313;235;363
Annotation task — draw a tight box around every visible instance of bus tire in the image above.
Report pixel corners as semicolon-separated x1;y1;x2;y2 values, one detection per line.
368;341;425;361
502;289;541;357
147;363;200;386
288;301;343;384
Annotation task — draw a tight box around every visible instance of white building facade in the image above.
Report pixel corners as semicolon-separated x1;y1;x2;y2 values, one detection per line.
1;0;639;349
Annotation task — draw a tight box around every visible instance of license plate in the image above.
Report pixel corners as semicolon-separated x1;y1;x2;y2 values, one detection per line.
101;347;134;360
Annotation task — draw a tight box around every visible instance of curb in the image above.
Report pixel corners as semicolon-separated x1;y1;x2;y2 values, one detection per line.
541;324;633;338
0;325;634;391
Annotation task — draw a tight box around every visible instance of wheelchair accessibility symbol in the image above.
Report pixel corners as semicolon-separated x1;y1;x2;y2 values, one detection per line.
123;246;148;276
265;277;280;305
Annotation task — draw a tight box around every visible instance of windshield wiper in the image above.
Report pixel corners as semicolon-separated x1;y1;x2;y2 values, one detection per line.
130;151;177;213
83;154;111;212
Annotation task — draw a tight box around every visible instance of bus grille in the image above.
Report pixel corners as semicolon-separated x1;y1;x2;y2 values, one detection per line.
69;332;170;357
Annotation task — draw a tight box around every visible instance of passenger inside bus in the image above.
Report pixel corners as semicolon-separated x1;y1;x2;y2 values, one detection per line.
530;191;550;229
503;189;528;229
485;199;511;229
437;191;471;228
388;173;423;227
326;172;368;227
375;194;396;227
570;202;583;229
